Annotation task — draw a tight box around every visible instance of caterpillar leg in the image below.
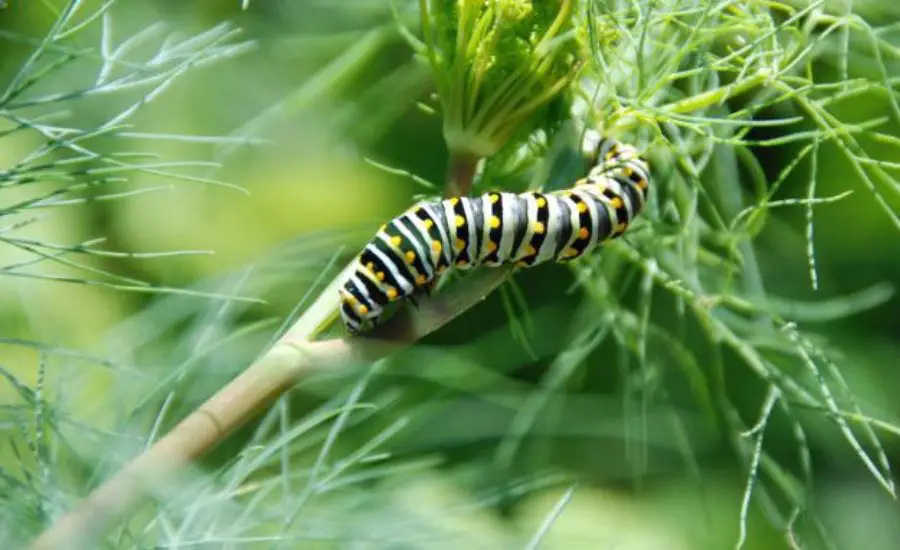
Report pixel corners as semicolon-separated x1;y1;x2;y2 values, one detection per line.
423;276;441;295
406;280;436;309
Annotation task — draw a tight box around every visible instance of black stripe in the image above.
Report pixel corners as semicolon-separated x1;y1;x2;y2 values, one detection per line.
347;277;379;314
341;297;362;324
414;205;451;270
590;192;613;242
451;199;471;264
376;221;419;285
618;176;645;214
483;193;504;264
551;196;573;258
466;197;486;263
602;188;631;227
359;246;406;299
396;215;432;284
628;170;649;202
508;194;532;261
565;194;593;259
525;192;550;265
355;271;389;307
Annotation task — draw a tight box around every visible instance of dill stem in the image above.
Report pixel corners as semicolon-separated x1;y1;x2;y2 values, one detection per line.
662;71;770;114
443;151;480;197
28;267;511;550
28;340;375;550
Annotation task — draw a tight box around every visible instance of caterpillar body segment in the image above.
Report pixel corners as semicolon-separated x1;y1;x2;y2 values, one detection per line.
339;137;650;334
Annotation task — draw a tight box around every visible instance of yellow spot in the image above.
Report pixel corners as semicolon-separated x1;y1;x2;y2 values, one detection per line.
564;249;579;258
386;287;398;300
416;274;427;285
343;293;356;304
424;219;434;229
578;227;589;239
405;250;416;263
533;221;545;234
623;166;634;177
616;223;628;233
489;216;501;229
358;305;369;315
490;193;500;204
574;178;588;186
391;236;402;246
449;197;459;206
577;202;588;213
432;240;442;253
455;214;466;227
526;245;536;256
487;241;498;252
455;238;466;250
638;179;649;189
457;259;468;267
365;261;375;272
516;260;529;268
376;271;385;281
611;197;624;209
379;224;387;232
438;266;448;274
536;197;547;208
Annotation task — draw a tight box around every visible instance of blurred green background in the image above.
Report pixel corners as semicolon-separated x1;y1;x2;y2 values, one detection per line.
2;1;900;549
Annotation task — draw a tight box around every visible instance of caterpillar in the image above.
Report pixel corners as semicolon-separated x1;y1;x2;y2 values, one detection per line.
338;135;650;334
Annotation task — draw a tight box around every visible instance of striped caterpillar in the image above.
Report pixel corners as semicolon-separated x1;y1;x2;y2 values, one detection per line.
339;135;650;334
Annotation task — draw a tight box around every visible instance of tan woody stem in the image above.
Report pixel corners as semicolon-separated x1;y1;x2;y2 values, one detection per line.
30;143;495;550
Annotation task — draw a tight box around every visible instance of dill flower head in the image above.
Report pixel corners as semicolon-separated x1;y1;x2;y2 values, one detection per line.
419;0;583;158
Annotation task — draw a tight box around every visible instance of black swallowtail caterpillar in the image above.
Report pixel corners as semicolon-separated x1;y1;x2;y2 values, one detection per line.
339;135;650;334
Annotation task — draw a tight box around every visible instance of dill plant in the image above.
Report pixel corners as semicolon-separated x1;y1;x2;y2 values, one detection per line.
414;0;581;195
12;1;900;549
0;1;251;546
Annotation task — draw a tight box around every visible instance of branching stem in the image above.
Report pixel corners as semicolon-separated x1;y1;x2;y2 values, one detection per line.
29;131;489;550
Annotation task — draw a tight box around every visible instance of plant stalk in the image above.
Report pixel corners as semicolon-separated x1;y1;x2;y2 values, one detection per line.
29;266;510;550
444;151;480;197
30;141;490;550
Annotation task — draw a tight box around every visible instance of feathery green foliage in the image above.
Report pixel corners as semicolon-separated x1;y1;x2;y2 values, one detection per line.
4;0;900;549
416;0;582;157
